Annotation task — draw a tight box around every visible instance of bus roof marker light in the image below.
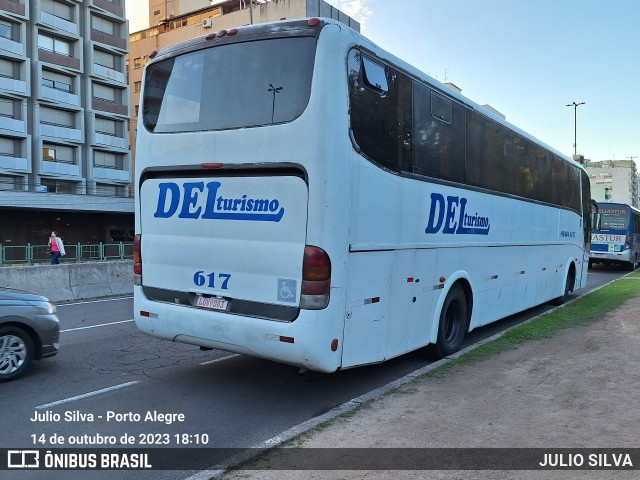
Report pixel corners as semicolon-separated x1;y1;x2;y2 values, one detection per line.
308;18;321;27
217;30;227;38
227;28;238;36
201;163;224;169
205;33;216;40
149;50;158;59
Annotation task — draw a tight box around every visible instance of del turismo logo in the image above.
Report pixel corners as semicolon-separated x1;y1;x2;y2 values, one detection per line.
153;181;284;222
425;193;491;235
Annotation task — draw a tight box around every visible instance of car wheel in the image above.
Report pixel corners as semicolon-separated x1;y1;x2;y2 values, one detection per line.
0;326;34;382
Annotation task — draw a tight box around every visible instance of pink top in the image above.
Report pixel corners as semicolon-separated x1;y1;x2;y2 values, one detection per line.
51;239;59;253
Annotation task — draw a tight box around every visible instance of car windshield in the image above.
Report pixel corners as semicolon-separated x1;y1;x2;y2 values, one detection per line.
143;37;316;133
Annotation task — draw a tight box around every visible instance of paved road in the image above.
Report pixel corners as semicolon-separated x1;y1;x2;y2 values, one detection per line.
0;266;625;479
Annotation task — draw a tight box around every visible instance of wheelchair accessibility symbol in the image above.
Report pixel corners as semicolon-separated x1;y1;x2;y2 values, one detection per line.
277;279;297;303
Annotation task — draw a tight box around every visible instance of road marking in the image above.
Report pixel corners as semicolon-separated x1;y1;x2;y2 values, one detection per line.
36;381;141;410
58;296;133;307
60;319;135;333
200;354;240;366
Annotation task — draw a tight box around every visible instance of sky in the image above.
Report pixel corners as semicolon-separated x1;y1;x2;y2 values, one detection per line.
126;0;640;162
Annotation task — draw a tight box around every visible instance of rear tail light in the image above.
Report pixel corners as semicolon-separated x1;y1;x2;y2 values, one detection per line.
300;245;331;310
133;234;142;286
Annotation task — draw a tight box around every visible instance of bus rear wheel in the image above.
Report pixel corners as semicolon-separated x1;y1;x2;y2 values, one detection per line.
552;267;575;305
427;284;468;360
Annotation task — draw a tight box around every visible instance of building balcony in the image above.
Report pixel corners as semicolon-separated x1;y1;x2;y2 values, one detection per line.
38;49;81;70
0;115;25;134
0;0;25;16
91;29;126;51
41;11;79;36
93;166;129;182
92;0;124;18
0;35;24;56
40;123;82;142
92;97;127;116
42;160;80;176
94;131;127;149
41;85;80;107
93;63;125;84
0;76;27;95
0;155;28;172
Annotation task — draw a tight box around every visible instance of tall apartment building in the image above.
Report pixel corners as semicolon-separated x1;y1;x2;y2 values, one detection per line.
128;0;358;168
0;0;132;249
586;159;639;208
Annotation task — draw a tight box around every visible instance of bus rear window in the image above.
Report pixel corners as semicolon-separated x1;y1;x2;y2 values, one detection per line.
143;37;316;133
600;211;628;230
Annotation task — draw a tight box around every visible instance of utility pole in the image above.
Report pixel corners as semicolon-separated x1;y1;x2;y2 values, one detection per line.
566;101;585;157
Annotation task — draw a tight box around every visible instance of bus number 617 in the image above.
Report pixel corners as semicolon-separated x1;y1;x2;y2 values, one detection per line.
193;271;231;290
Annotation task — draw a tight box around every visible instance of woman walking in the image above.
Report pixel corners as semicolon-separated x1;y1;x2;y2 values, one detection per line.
48;231;66;264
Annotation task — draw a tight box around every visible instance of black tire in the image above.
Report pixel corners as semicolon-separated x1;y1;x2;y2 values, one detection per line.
588;259;593;269
0;326;34;382
552;268;575;306
427;284;468;360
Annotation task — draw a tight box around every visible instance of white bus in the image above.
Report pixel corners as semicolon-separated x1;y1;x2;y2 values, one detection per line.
134;18;592;373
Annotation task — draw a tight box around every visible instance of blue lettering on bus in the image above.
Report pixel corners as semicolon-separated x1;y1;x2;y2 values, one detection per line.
153;181;285;222
425;193;490;235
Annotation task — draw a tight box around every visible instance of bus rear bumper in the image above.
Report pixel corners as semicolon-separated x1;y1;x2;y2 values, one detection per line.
133;288;342;373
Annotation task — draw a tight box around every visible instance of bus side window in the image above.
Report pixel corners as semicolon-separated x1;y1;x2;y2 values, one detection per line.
413;84;465;183
347;49;411;174
362;57;388;93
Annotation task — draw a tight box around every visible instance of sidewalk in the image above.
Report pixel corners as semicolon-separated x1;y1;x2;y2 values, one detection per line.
221;293;640;479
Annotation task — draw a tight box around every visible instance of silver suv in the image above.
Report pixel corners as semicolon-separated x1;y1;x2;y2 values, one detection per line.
0;288;60;382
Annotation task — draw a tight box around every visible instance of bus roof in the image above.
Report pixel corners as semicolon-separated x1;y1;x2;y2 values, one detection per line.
145;17;579;169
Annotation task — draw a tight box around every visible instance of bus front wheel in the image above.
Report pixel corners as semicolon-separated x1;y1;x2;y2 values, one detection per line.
427;284;468;360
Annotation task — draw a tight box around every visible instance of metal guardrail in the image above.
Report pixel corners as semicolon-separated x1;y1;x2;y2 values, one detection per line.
0;242;134;265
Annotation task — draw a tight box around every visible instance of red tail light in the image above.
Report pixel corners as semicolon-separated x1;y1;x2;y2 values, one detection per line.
301;245;330;310
133;234;142;284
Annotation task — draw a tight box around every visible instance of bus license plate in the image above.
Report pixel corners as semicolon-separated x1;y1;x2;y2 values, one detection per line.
195;296;229;311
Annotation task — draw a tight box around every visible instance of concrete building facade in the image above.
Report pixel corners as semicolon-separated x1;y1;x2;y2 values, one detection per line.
0;0;133;248
128;0;359;168
586;159;638;208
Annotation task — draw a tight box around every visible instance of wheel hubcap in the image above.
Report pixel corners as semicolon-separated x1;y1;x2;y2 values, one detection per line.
0;335;27;375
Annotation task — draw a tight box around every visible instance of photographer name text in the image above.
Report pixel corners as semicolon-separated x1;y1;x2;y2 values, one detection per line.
31;410;184;425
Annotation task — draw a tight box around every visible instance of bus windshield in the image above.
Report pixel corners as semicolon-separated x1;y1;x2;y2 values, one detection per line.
143;37;316;133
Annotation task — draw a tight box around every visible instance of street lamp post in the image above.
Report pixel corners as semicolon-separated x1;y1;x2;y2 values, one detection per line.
566;101;585;157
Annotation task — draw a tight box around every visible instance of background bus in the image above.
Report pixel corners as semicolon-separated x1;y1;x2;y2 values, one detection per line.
133;18;591;373
590;202;640;270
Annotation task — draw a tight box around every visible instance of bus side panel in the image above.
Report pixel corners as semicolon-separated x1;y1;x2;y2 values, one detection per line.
406;249;438;352
342;251;393;368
